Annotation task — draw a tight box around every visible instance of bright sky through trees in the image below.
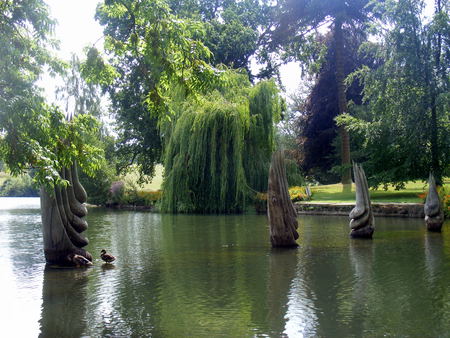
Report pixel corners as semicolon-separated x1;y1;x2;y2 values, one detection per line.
41;0;435;102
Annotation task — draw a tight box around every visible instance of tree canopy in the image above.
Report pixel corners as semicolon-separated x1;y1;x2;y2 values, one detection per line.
338;0;450;187
269;0;380;187
84;0;222;178
297;29;370;184
161;72;282;213
0;0;102;187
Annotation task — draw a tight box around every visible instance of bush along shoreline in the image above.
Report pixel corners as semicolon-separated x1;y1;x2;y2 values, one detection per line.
106;180;162;210
0;174;39;197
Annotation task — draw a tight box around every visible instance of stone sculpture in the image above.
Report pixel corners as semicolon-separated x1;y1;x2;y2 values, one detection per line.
40;162;92;266
349;163;374;239
268;150;299;247
424;173;444;232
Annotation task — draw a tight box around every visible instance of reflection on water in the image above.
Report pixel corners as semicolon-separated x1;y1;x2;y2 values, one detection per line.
39;267;90;338
1;197;450;337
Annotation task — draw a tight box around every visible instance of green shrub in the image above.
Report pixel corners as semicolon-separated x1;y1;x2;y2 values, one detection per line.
254;192;267;214
253;186;311;213
80;164;116;205
439;187;449;219
289;186;311;202
108;181;125;204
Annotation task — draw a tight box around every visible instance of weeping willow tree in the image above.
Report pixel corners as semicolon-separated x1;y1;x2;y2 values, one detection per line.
244;81;282;192
161;73;282;213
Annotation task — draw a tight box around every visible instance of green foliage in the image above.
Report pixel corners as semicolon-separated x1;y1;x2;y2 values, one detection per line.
106;179;162;207
285;157;305;187
0;0;103;189
272;0;376;73
79;154;116;205
440;186;450;218
297;30;369;184
161;72;282;213
161;88;248;213
122;181;162;207
0;174;39;197
243;80;282;191
57;54;104;118
272;0;378;185
82;0;225;179
288;186;310;202
168;0;274;77
94;0;218;108
252;184;310;214
1;101;103;189
55;54;117;205
340;0;450;186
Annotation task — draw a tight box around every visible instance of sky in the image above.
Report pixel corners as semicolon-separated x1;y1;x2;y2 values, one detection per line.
42;0;435;104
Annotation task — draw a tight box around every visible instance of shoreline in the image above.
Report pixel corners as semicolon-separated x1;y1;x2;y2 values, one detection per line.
295;202;424;218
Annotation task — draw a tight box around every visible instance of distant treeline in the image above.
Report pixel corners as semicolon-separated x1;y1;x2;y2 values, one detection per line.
0;174;39;197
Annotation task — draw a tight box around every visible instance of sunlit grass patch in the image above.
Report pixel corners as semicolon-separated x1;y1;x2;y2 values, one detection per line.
308;179;449;204
121;164;164;191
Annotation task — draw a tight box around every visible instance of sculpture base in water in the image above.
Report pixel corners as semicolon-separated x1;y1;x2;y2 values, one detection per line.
350;226;374;239
40;163;92;267
268;151;299;248
44;248;93;267
424;173;444;233
425;214;444;232
349;163;374;239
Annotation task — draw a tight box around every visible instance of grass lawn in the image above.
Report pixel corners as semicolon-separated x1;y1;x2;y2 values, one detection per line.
308;178;449;204
122;164;164;191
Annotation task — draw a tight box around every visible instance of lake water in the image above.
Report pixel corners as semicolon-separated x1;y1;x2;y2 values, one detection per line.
1;197;450;337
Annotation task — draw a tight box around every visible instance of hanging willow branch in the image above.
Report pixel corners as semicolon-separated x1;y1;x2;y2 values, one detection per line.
244;80;282;192
161;91;248;213
161;75;282;213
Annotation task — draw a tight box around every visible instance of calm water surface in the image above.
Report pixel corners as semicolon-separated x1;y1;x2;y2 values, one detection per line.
1;197;450;337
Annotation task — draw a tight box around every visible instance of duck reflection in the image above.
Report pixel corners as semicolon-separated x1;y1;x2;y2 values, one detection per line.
39;266;90;338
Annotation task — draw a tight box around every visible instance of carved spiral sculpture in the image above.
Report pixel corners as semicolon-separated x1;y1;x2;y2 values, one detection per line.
41;162;92;266
424;173;444;232
349;163;374;239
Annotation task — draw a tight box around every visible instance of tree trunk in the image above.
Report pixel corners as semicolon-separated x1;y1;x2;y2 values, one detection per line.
334;18;352;189
40;164;92;266
430;0;443;184
268;150;299;247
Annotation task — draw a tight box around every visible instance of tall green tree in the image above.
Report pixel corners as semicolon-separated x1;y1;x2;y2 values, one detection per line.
86;0;218;179
56;54;103;119
338;0;449;186
0;0;102;186
57;55;116;204
272;0;377;187
169;0;274;76
298;30;371;184
161;72;282;213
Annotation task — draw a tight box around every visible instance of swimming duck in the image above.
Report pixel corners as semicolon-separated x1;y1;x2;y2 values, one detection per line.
100;249;116;263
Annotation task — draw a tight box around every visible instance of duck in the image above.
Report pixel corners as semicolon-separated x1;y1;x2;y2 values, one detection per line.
69;253;93;267
100;249;116;264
